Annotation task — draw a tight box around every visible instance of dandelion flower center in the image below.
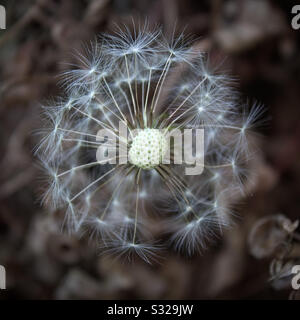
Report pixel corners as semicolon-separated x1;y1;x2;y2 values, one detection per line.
129;129;168;169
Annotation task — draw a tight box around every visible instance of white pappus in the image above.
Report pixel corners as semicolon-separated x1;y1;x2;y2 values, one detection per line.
36;22;265;263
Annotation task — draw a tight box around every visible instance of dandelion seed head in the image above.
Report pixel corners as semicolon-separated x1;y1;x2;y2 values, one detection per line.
36;22;264;263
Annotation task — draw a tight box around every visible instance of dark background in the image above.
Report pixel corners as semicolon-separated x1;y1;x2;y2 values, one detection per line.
0;0;300;299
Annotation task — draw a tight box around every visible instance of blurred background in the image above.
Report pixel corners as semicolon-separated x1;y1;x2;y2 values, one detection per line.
0;0;300;300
